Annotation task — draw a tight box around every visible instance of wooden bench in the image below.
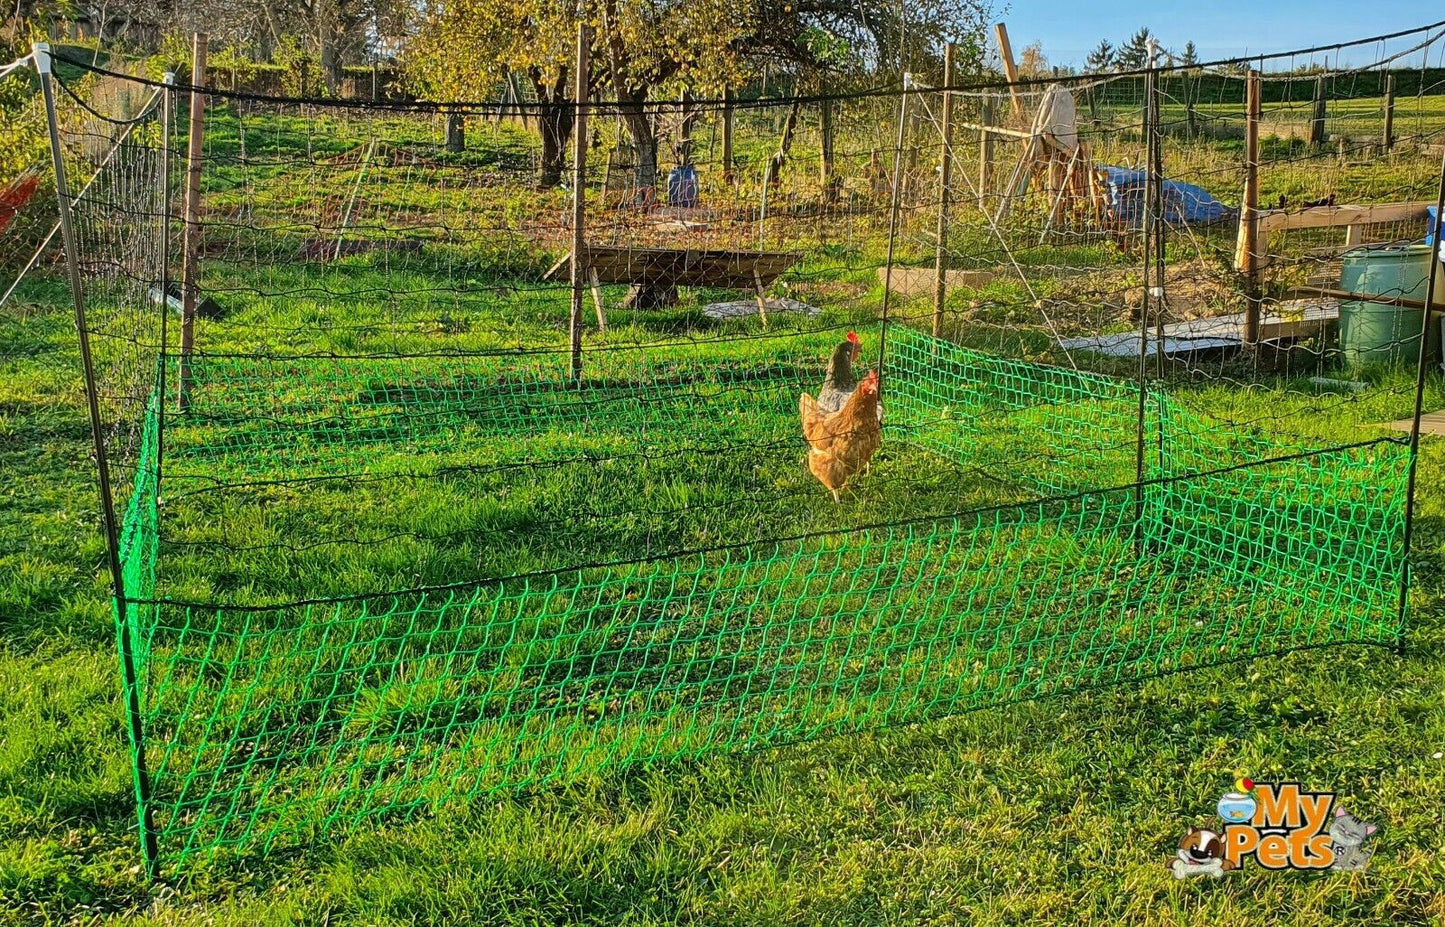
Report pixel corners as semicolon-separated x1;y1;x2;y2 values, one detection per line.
545;245;803;328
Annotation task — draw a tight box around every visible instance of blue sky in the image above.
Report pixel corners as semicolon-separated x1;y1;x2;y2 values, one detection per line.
1001;4;1443;68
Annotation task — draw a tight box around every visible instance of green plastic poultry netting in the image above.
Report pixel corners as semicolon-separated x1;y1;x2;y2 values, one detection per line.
112;327;1409;873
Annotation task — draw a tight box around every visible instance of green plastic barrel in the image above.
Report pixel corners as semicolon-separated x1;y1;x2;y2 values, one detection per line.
1338;245;1440;366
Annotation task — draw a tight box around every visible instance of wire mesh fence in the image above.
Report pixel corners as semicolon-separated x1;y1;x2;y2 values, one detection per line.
26;23;1445;874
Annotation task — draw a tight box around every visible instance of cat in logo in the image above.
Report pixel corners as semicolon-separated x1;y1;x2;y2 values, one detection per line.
1169;827;1238;879
1328;807;1378;872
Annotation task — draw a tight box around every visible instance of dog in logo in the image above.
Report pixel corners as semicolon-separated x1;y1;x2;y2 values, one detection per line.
1169;827;1237;879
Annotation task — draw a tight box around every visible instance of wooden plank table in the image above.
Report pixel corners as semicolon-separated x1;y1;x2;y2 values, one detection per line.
1382;410;1445;436
545;245;803;328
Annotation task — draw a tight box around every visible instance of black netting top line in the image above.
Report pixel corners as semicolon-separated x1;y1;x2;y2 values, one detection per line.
51;69;166;127
52;18;1445;115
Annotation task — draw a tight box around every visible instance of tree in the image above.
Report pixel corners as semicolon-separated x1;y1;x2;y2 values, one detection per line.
408;0;590;186
1018;41;1047;78
1084;40;1113;73
1180;41;1198;67
409;0;995;192
1116;27;1152;70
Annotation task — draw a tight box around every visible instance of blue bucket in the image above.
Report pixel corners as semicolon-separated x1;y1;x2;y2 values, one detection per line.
1428;205;1441;246
668;166;699;208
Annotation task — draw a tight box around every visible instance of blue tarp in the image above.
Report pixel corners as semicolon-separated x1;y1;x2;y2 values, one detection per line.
1102;167;1234;227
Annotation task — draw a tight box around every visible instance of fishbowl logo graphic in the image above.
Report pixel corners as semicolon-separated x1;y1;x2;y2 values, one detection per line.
1216;777;1257;824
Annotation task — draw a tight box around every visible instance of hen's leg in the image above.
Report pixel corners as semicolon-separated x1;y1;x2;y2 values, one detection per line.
831;487;840;504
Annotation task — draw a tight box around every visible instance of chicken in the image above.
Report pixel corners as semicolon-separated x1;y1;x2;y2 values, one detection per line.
0;168;40;236
800;368;882;503
816;331;861;414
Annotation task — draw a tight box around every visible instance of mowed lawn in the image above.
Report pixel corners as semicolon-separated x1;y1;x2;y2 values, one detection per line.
4;116;1445;925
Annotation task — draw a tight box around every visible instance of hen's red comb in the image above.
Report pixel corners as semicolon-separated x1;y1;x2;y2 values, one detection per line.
847;331;859;344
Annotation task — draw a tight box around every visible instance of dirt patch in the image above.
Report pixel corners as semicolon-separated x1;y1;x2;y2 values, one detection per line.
1050;256;1243;327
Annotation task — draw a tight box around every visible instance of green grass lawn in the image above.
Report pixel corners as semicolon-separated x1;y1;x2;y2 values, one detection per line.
4;104;1445;925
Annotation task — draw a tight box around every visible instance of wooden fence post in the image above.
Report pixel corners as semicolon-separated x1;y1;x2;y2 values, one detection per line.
1383;74;1396;152
177;32;207;412
993;24;1024;117
1310;74;1327;147
932;43;956;338
570;23;591;379
1242;69;1262;347
978;94;995;209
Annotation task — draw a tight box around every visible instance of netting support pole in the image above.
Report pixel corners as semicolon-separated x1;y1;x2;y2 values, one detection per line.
1150;65;1166;380
33;42;159;877
569;23;590;384
177;33;207;413
1241;70;1262;348
931;44;955;340
156;74;174;490
878;74;910;383
1397;146;1445;655
1134;62;1160;543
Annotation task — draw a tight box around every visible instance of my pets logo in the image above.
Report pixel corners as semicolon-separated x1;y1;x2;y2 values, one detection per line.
1169;777;1378;878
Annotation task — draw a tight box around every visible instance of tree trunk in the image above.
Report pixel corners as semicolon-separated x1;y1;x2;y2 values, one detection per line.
318;26;341;94
819;97;837;201
621;282;678;309
677;90;697;164
618;95;658;204
600;0;666;206
445;113;465;152
538;112;572;186
533;69;575;188
766;100;803;188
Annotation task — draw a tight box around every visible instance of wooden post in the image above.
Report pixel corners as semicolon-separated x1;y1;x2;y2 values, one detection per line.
570;24;589;381
1383;74;1396;151
752;269;769;329
978;94;995;209
993;24;1024;117
721;88;734;183
932;43;956;338
177;32;207;412
1242;69;1262;347
588;266;606;331
1310;74;1327;147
